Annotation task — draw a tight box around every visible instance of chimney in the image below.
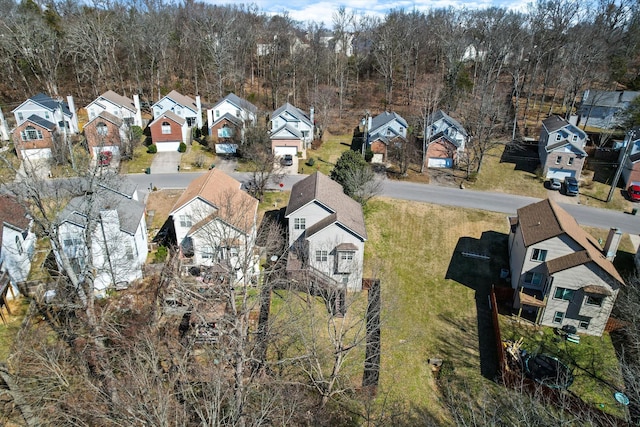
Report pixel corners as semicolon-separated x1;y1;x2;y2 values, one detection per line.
367;115;372;132
603;227;622;261
0;107;9;141
196;95;203;128
309;106;314;143
66;95;79;134
133;94;143;127
207;109;213;136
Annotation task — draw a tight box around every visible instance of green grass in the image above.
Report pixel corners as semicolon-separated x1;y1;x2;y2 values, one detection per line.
180;141;217;171
0;299;29;361
303;132;352;175
121;145;155;174
0;145;20;183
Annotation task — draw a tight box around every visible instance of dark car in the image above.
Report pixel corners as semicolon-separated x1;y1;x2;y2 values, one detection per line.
564;177;579;196
548;177;561;191
280;154;293;166
628;184;640;202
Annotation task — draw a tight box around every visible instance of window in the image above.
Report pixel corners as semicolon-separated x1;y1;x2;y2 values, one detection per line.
315;250;328;262
125;245;134;260
524;272;543;287
554;287;574;301
579;318;591;329
294;218;305;230
555;134;561;141
586;295;604;306
179;215;192;227
236;109;241;117
572;135;578;142
175;107;181;115
161;121;171;134
340;252;354;261
229;247;239;257
553;311;565;324
555;155;562;164
342;274;350;285
15;236;23;255
531;248;547;262
96;122;108;136
202;245;213;259
44;111;50;119
17;112;23;121
567;157;574;166
215;110;220;117
21;126;43;141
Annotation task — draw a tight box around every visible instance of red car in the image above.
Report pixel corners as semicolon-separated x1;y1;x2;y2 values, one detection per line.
98;151;112;167
629;184;640;202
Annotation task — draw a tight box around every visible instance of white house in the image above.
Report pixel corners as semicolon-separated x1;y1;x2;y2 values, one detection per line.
270;103;314;156
0;196;36;294
152;90;202;128
207;93;258;154
56;179;148;293
285;172;367;292
169;168;259;283
12;93;79;134
508;198;624;336
85;90;143;128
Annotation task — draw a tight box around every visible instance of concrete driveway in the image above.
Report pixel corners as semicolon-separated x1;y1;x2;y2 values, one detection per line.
150;152;182;174
15;158;51;182
277;155;298;175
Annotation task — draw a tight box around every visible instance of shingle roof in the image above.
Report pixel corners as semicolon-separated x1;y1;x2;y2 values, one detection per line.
271;124;303;139
164;90;198;112
370;111;408;133
15;93;72;116
170;168;258;235
581;90;640;108
542;115;570;133
221;93;258;114
85;111;123;128
149;110;186;126
426;110;468;136
285;172;367;240
212;113;243;128
516;199;624;284
97;90;137;112
272;103;312;126
0;196;30;251
25;114;56;130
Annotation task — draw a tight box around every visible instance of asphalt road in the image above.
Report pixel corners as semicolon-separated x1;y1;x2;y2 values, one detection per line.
126;172;640;235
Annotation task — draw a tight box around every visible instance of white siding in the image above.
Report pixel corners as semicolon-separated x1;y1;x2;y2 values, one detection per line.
0;224;35;289
287;201;333;245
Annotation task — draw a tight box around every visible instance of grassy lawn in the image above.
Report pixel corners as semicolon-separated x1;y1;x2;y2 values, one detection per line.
180;141;217;171
303;132;352;175
120;145;155;174
0;145;20;183
0;299;29;361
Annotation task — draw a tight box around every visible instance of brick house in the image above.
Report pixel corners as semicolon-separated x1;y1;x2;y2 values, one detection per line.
12;115;56;161
84;111;127;159
149;111;189;151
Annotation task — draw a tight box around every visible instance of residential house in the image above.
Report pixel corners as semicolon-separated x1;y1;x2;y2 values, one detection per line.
56;179;148;293
270;102;314;156
84;112;129;159
150;90;202;151
538;115;588;180
508;198;624;336
169;168;259;283
621;127;640;189
12;93;79;134
207;93;258;154
578;89;640;129
424;110;468;168
12;115;57;161
365;111;408;163
85;90;143;128
285;172;367;292
0;196;36;294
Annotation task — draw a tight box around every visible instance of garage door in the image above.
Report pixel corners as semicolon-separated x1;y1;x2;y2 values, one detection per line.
21;148;52;160
428;157;453;168
156;142;181;152
216;143;238;154
372;153;384;164
274;146;297;157
546;168;575;180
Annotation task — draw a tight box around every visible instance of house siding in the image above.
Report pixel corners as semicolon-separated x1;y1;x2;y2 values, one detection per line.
153;97;198;125
87;100;136;124
149;117;185;144
426;138;458;162
1;224;35;287
12;121;54;160
370;140;386;157
84;119;124;157
287;201;333;246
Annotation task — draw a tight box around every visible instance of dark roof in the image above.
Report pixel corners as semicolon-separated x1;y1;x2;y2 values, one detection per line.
285;172;367;240
516;199;623;285
0;196;30;251
581;90;640;108
370;111;407;133
25;114;56;130
24;93;72;116
271;124;302;139
426;110;468;136
212;112;243;128
542;115;569;133
220;93;258;114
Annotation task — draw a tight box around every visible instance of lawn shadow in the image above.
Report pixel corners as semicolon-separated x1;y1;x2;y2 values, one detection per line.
340;142;351;147
499;143;540;173
445;230;509;380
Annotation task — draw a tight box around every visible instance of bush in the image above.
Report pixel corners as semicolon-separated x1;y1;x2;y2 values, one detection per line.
364;148;374;162
154;246;168;263
147;144;157;154
178;142;187;153
307;157;315;166
130;125;143;140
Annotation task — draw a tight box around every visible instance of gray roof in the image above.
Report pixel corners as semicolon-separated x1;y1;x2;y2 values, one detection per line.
285;172;367;240
212;112;243;128
221;93;258;114
150;110;186;126
581;90;640;108
271;123;302;139
16;93;72;116
542;115;569;133
58;180;144;235
86;111;123;128
426;110;468;136
158;90;198;113
272;103;312;126
25;114;56;130
370;111;408;133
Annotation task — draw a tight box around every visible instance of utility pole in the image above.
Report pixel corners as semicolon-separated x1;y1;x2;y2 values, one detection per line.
607;129;637;202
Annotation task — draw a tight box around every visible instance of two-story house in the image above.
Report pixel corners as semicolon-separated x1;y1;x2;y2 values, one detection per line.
621;127;640;191
169;168;259;283
12;93;79;134
85;90;143;128
424;110;468;168
56;179;148;293
270;103;314;157
0;196;36;294
150;91;202;151
207;93;258;154
538;115;588;180
508;198;624;336
578;89;640;129
285;172;367;292
84;112;129;161
365;111;408;163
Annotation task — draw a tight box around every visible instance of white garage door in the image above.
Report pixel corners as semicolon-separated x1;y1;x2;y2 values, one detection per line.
428;157;453;168
216;143;238;154
21;148;52;160
156;142;181;152
546;168;575;180
371;153;384;163
274;146;297;157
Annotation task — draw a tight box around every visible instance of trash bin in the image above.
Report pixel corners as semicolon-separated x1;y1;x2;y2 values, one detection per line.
632;208;638;216
209;164;215;170
145;167;151;174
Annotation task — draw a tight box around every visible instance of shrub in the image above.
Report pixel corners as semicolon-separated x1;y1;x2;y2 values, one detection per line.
147;144;157;154
154;246;168;263
364;148;374;162
307;157;315;166
130;125;144;140
178;142;187;153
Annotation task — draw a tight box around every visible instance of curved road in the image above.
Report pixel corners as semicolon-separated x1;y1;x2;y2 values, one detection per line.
127;172;640;235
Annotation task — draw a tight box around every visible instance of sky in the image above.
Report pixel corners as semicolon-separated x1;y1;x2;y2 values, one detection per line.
218;0;533;27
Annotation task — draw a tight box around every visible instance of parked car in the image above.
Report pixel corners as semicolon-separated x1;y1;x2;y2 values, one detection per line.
548;178;562;191
564;177;579;196
98;151;112;167
628;184;640;202
280;154;293;166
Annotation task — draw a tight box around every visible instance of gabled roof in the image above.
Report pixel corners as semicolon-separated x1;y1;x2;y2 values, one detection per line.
217;93;258;114
370;111;407;133
544;139;588;156
272;103;312;126
211;113;243;128
0;196;30;251
149;110;186;126
85;111;123;128
157;90;198;113
542;115;570;133
285;172;367;240
170;168;258;235
581;90;640;108
515;199;623;284
92;90;137;113
426;110;468;136
271;124;303;139
23;114;56;130
13;93;72;116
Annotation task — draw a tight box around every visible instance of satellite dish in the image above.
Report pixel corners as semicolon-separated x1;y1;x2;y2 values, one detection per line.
614;392;629;406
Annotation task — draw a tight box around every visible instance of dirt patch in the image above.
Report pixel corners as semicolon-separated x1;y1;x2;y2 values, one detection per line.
146;189;183;230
